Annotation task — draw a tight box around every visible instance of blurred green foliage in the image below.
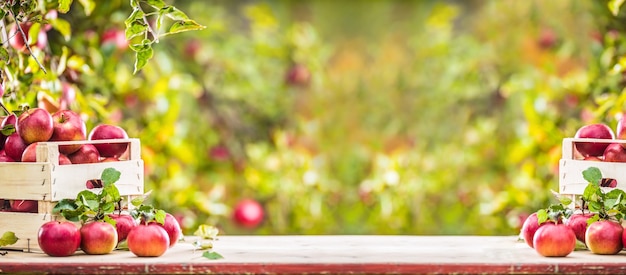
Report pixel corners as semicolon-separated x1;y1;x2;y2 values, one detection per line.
2;0;626;236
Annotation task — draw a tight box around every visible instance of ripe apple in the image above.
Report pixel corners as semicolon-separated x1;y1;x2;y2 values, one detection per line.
101;157;119;162
10;200;37;213
127;223;170;257
9;22;48;53
566;213;594;244
603;143;626;162
59;154;72;165
152;213;182;247
17;108;54;144
101;28;129;51
533;223;576;257
109;213;137;243
50;110;86;154
1;113;17;129
0;155;15;162
68;144;100;164
285;64;311;87
80;221;118;255
574;123;615;157
520;212;551;248
233;199;264;229
38;221;81;257
4;132;26;161
586;220;623;255
88;124;129;158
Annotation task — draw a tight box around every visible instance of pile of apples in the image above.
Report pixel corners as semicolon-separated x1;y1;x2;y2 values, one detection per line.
521;210;624;257
38;212;182;257
573;117;626;162
0;107;130;213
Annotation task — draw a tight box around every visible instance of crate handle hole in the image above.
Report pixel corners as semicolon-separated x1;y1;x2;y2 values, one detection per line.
86;179;103;189
600;178;618;188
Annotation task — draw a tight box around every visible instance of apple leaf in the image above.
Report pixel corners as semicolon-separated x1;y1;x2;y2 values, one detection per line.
101;167;121;187
194;224;219;240
155;209;166;225
58;0;73;13
202;251;224;260
609;0;626;16
0;231;18;247
583;167;602;186
0;124;15;136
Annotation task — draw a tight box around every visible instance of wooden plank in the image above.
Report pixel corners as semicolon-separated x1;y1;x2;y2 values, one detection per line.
0;212;51;251
0;163;51;201
3;236;626;274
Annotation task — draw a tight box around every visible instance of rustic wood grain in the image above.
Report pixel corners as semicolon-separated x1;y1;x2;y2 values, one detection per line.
2;235;626;274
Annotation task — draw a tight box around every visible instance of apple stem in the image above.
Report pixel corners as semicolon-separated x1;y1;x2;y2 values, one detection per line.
7;9;47;74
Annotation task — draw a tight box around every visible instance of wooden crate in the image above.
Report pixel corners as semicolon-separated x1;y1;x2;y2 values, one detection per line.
0;138;144;251
559;138;626;206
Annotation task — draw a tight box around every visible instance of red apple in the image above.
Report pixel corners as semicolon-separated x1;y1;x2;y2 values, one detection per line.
566;213;594;244
152;213;182;247
0;155;15;162
50;110;86;154
101;157;119;162
9;22;48;53
584;156;602;161
127;223;170;257
38;221;81;257
59;154;72;165
520;212;551;248
80;221;118;255
10;200;37;213
109;213;137;243
4;132;26;161
233;199;264;229
533;223;576;257
1;113;17;130
586;220;623;255
17;108;54;144
574;123;615;157
68;144;100;164
21;142;39;162
603;143;626;162
101;28;128;51
285;64;311;87
88;124;129;158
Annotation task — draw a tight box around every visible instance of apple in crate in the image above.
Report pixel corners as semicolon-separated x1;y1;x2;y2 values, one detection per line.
49;110;87;155
80;221;118;255
88;124;128;158
38;221;81;257
127;223;170;257
586;220;623;255
17;107;54;144
533;223;576;257
574;123;614;157
603;143;626;162
4;132;26;161
10;200;37;212
68;144;100;164
21;142;72;164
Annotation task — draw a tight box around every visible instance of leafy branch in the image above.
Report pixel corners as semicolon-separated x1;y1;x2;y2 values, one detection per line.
125;0;205;73
53;167;122;225
581;167;626;223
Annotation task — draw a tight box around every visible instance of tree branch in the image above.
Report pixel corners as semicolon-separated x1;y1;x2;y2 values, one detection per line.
8;9;47;74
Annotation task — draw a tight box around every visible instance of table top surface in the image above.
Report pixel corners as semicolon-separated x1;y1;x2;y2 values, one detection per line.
2;235;626;274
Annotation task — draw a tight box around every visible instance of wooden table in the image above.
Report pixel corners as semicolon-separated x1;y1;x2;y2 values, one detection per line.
2;235;626;274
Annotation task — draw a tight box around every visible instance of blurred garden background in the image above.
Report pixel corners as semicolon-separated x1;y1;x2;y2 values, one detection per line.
2;0;626;236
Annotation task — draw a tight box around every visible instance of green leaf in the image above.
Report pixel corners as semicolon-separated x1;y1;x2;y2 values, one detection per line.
162;6;189;21
52;199;78;214
0;231;18;246
103;214;117;227
609;0;626;16
587;214;600;226
155;209;166;225
167;20;205;35
202;251;224;260
589;201;603;212
131;196;145;207
50;18;72;41
146;0;167;9
194;224;219;240
133;45;154;74
583;167;602;185
125;21;148;40
101;168;121;186
1;124;15;136
125;8;145;28
77;0;95;16
58;0;73;13
583;183;600;202
559;196;572;206
536;209;548;224
0;47;8;63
